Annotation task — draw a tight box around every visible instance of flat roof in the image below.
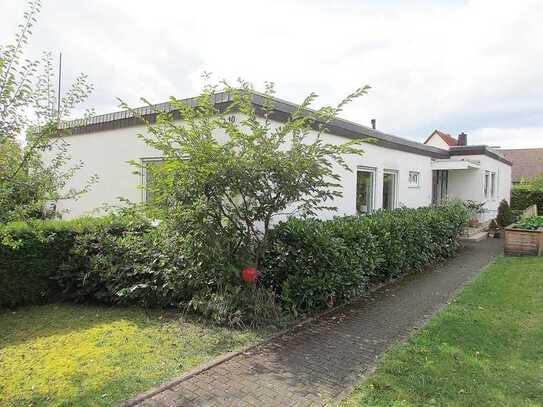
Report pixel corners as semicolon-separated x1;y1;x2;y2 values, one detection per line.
60;91;511;165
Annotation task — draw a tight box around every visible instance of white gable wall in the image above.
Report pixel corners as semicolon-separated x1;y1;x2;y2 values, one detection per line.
425;133;451;150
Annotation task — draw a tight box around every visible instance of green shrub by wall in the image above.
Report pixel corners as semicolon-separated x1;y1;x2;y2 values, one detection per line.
0;218;104;308
0;214;231;309
264;204;468;315
1;204;468;316
511;185;543;214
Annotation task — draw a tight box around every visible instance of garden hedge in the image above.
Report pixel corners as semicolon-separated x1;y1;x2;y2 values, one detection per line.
1;204;468;315
264;204;468;314
0;218;104;307
511;185;543;214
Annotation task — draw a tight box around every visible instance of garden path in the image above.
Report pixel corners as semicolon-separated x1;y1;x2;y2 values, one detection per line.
129;238;502;407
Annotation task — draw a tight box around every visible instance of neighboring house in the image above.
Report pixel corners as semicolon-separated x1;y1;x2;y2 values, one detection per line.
424;129;461;150
498;148;543;183
47;92;511;222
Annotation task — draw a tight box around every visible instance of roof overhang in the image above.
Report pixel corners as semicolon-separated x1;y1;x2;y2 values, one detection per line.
449;145;512;166
431;158;481;170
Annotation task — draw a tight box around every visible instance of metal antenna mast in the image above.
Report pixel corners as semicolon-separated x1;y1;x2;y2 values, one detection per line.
57;52;62;125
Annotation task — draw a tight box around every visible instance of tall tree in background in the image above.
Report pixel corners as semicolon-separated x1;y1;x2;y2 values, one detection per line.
0;0;96;222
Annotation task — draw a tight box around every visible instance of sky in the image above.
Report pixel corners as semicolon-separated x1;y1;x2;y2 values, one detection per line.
1;0;542;148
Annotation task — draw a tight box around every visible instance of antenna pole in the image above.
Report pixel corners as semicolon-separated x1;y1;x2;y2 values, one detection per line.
57;52;62;125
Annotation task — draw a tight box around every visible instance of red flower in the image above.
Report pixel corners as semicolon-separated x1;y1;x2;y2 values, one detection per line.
241;267;257;282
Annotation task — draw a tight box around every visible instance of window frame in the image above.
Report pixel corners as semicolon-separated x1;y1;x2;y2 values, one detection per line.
484;171;490;199
141;156;165;203
490;171;497;200
408;170;420;188
356;166;376;215
383;169;399;210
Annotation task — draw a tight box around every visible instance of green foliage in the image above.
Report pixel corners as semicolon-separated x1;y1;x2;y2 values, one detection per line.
514;215;543;231
0;304;263;406
55;209;237;308
342;256;543;407
511;183;543;215
0;210;239;309
0;217;104;307
496;199;513;228
0;1;96;223
263;217;376;315
190;286;282;328
1;204;468;322
264;203;468;315
488;218;498;231
124;79;369;271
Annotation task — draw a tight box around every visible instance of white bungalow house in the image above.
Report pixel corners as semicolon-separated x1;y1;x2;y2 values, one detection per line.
48;92;511;221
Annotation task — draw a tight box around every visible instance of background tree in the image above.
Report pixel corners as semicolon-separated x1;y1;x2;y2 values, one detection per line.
0;0;96;222
128;80;369;269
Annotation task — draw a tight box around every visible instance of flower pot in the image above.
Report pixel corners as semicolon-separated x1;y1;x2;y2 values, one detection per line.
469;218;480;227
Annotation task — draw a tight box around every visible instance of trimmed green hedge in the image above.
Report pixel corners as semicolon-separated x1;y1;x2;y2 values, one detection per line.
0;215;227;309
264;204;468;314
1;204;468;315
511;185;543;214
0;218;106;308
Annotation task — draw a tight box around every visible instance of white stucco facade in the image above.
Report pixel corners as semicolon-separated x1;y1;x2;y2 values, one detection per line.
45;96;512;221
49;122;437;219
447;154;512;221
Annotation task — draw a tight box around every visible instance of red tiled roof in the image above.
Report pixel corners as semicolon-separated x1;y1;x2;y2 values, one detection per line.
499;148;543;182
424;130;458;146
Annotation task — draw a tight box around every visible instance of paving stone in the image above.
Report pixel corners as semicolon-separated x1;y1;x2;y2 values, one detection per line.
133;239;501;406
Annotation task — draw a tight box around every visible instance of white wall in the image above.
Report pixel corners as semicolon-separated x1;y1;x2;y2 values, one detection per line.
447;154;512;221
48;116;434;219
45;124;160;218
313;133;434;219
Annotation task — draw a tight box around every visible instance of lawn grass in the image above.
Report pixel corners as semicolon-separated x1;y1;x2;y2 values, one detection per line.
0;304;264;406
342;256;543;407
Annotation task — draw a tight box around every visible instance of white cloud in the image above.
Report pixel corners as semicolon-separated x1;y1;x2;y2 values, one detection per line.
1;0;542;148
469;127;543;149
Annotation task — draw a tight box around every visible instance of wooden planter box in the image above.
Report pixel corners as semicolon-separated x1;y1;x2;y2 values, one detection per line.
504;225;543;256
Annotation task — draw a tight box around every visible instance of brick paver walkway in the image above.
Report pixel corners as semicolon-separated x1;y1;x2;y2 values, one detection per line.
136;239;502;406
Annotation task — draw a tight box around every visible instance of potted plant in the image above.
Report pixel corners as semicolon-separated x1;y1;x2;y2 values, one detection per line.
487;219;500;238
464;200;485;227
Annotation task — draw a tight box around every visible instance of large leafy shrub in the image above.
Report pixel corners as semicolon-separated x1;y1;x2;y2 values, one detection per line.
55;209;239;307
125;81;369;273
264;204;468;315
0;209;239;309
